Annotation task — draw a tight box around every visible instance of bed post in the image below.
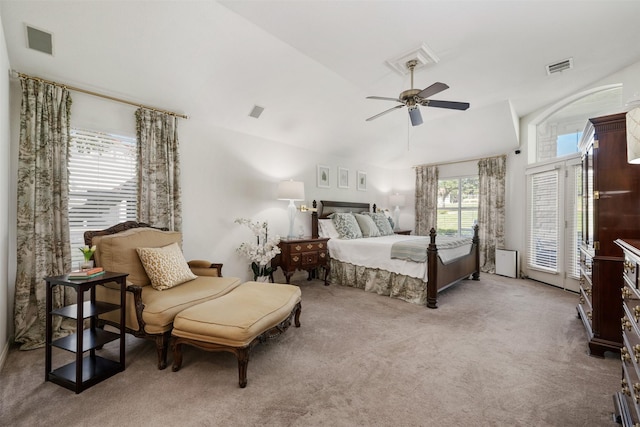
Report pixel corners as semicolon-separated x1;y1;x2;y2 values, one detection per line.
311;200;319;238
426;228;439;309
472;224;480;280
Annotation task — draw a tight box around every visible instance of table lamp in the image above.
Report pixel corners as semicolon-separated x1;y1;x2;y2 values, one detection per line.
277;180;305;239
389;193;406;231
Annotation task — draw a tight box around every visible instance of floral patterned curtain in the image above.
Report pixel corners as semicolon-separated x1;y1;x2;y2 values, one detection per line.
415;165;439;236
135;108;182;231
14;78;74;350
478;155;506;273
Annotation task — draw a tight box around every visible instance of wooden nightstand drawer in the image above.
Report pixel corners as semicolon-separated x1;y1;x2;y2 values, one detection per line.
625;254;639;290
289;241;327;253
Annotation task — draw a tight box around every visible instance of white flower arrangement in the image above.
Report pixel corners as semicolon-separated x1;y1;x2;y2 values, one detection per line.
235;218;281;279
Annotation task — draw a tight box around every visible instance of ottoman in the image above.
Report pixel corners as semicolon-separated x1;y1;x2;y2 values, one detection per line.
171;281;302;388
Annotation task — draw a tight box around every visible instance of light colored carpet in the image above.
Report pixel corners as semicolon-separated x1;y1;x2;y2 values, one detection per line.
0;274;620;426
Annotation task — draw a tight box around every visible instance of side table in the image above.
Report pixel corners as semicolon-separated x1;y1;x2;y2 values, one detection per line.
272;237;330;285
45;271;128;393
394;229;412;235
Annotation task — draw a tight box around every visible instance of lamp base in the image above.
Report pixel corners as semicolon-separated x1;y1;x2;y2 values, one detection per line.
393;206;400;231
287;200;297;239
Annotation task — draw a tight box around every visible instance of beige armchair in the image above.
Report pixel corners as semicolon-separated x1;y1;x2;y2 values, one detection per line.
84;221;242;369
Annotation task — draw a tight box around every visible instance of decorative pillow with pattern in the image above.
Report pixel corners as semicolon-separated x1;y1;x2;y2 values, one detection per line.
330;212;363;239
318;219;340;239
367;212;395;236
136;242;197;290
354;213;381;237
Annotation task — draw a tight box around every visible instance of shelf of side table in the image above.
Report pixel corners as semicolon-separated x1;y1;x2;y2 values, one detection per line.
45;271;128;393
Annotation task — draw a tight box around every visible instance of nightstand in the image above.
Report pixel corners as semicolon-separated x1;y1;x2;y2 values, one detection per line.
272;237;330;285
394;229;412;235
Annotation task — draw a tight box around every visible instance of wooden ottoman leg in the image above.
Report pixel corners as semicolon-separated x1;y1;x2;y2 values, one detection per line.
172;339;184;372
236;347;250;388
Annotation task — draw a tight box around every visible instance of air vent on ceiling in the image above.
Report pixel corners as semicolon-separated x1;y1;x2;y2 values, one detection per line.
546;58;573;75
249;105;264;119
25;24;53;55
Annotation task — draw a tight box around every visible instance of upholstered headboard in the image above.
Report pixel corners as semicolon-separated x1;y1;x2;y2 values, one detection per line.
311;200;377;238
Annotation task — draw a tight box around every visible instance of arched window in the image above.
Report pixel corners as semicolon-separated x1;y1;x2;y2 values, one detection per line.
535;86;622;162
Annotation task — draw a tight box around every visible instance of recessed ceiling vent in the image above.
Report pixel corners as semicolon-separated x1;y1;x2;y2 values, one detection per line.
546;58;573;75
249;105;264;119
25;24;53;55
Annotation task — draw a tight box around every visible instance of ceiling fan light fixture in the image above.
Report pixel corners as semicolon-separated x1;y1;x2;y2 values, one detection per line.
409;107;423;126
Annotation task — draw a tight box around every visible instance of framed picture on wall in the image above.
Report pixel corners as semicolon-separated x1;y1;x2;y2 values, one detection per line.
317;164;330;188
338;167;349;189
357;170;367;191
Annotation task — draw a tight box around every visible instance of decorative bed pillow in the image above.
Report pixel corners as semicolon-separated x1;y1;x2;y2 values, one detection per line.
136;242;197;291
354;213;381;237
318;219;340;239
330;213;363;239
367;212;395;236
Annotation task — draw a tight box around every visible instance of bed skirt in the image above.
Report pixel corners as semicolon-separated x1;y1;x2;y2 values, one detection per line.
329;259;427;305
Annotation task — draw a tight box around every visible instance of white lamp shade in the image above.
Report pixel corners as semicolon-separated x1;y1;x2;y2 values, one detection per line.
277;180;305;201
389;194;406;207
627;107;640;164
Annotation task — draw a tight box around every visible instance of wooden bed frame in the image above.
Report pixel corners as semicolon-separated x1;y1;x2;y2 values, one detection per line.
311;200;480;309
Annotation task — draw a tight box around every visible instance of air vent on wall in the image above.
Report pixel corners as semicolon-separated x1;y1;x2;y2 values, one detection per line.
249;105;264;119
546;58;573;75
25;24;53;55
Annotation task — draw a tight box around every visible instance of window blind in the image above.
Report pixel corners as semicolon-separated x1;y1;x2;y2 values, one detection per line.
68;129;137;266
528;169;559;272
567;164;581;279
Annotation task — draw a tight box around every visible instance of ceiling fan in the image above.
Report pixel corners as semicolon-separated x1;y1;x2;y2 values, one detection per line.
366;59;470;126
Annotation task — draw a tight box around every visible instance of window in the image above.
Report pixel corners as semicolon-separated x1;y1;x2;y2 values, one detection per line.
68;129;137;266
437;177;479;237
535;86;622;162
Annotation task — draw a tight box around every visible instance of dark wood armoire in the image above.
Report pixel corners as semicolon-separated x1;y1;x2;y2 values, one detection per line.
577;112;640;357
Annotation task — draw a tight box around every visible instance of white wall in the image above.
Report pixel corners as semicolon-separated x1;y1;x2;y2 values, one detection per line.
178;118;394;280
0;13;11;369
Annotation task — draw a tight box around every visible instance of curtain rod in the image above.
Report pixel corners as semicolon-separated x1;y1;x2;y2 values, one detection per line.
10;69;189;119
413;153;506;168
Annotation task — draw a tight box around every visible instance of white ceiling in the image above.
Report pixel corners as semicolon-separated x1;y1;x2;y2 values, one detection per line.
2;1;640;168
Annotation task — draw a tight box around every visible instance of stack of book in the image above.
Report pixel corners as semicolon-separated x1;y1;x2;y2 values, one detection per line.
68;267;105;279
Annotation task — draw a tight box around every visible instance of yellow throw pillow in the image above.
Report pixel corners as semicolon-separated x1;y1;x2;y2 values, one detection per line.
136;242;197;291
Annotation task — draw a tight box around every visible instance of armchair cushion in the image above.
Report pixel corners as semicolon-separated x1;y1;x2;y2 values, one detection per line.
136;242;197;290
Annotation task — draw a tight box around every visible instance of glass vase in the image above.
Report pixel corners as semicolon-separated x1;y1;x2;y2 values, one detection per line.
79;259;94;271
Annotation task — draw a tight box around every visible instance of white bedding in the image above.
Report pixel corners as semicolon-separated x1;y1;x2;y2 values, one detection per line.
328;234;473;281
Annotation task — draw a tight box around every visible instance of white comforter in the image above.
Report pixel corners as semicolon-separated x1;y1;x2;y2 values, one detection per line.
328;234;473;281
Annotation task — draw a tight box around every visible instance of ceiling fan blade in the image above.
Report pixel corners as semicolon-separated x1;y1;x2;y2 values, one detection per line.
424;100;470;110
365;104;405;121
417;82;449;99
366;96;403;103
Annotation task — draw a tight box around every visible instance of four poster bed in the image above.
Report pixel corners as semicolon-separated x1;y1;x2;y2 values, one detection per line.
311;200;480;309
